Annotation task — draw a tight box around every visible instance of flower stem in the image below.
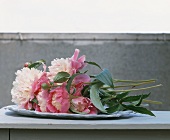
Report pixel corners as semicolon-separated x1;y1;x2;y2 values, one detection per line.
84;81;100;85
113;79;156;83
101;81;156;89
143;99;162;104
107;84;162;93
115;81;155;88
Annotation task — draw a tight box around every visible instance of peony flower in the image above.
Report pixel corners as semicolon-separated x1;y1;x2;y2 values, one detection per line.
11;67;42;109
47;84;70;113
23;102;34;110
48;58;72;81
31;65;50;111
36;90;49;112
72;74;91;96
70;49;86;73
31;72;50;97
74;74;91;85
71;97;97;114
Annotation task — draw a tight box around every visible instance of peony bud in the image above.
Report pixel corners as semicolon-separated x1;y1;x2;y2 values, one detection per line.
24;62;31;67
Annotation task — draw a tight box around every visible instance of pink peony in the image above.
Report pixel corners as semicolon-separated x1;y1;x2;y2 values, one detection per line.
70;49;86;73
47;84;70;113
23;102;34;110
30;65;50;111
31;72;50;99
74;74;91;85
71;97;97;114
72;74;91;96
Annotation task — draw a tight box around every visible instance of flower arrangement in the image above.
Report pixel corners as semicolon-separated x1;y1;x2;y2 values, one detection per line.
11;49;161;116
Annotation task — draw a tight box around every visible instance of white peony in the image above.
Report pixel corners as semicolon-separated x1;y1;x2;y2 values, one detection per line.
48;58;72;81
11;67;42;108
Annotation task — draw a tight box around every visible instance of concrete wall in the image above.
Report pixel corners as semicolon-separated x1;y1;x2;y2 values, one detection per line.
0;33;170;110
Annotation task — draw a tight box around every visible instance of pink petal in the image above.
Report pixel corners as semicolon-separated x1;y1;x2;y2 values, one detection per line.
74;74;91;85
72;49;80;60
78;55;86;63
71;61;82;70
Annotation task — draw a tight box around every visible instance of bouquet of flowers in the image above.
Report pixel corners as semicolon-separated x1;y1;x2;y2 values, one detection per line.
11;49;161;116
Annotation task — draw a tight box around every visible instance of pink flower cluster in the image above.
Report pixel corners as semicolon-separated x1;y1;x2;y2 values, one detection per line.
11;49;97;114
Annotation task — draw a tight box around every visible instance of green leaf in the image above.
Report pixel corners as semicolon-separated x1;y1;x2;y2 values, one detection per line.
90;84;107;113
95;69;114;87
106;104;123;114
66;73;81;93
85;61;102;70
28;59;46;69
116;92;129;99
31;98;38;104
106;104;119;113
123;105;155;116
135;95;143;106
53;72;70;83
106;99;118;107
122;93;150;102
83;70;88;73
101;97;112;103
99;89;112;97
81;85;90;96
28;62;40;69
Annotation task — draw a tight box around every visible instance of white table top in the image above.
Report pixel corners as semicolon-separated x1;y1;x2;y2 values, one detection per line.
0;107;170;130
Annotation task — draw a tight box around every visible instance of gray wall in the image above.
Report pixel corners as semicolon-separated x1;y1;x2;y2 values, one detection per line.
0;33;169;110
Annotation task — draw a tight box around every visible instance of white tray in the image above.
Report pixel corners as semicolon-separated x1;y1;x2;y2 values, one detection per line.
5;105;133;119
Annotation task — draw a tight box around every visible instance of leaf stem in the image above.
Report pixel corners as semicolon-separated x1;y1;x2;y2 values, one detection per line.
113;79;156;83
84;81;100;85
143;99;162;104
107;84;162;93
101;81;156;89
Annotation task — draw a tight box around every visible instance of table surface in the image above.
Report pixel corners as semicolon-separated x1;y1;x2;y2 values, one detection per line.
0;107;170;130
